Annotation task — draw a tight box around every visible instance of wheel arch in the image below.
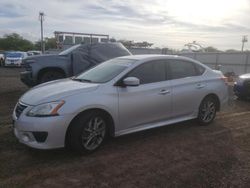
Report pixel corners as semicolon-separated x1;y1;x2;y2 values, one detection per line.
202;93;221;111
37;67;66;81
65;108;115;146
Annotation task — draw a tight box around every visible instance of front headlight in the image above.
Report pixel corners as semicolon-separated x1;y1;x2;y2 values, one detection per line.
27;101;65;117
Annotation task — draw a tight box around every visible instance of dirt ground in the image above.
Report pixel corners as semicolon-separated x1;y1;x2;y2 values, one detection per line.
1;67;250;188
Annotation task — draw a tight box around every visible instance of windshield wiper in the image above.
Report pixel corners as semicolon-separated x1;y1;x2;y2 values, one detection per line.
81;79;92;82
72;78;92;83
72;78;82;82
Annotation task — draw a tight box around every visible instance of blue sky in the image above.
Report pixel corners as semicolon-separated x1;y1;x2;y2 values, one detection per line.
0;0;249;50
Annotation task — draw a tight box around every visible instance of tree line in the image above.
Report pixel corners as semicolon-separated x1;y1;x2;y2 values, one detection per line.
0;33;247;52
0;33;56;51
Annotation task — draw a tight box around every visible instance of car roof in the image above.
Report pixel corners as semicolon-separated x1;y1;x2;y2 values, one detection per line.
240;73;250;79
118;54;193;62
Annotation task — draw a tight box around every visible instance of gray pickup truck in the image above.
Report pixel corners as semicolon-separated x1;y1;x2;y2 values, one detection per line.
21;42;131;86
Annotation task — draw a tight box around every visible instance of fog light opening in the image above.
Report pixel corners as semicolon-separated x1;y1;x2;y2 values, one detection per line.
22;133;31;142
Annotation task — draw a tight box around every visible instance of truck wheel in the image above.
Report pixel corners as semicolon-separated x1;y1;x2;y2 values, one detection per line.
39;71;65;84
236;94;247;101
0;59;3;67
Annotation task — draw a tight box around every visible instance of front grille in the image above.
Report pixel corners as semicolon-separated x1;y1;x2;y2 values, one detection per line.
15;102;28;118
22;62;32;71
32;132;48;143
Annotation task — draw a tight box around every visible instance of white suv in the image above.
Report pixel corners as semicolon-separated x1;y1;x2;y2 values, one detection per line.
13;55;228;153
5;51;28;67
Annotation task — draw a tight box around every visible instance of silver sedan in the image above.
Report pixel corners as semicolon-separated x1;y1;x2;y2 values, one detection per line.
13;55;228;153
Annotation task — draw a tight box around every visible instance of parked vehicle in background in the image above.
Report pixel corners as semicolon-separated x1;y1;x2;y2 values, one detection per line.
20;42;131;87
27;51;42;56
234;73;250;100
0;52;5;66
5;51;28;67
13;55;229;153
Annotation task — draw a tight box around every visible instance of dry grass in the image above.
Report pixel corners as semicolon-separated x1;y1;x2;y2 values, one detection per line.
1;67;250;187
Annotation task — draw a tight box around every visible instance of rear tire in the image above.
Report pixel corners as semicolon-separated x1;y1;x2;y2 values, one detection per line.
0;59;4;67
39;71;65;84
237;95;247;101
198;96;218;125
66;111;108;154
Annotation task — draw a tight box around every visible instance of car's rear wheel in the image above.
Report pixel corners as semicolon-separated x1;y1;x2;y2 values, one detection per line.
198;96;217;125
66;111;107;154
39;71;65;84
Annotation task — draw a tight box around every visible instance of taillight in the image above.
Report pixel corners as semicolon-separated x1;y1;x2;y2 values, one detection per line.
221;76;229;85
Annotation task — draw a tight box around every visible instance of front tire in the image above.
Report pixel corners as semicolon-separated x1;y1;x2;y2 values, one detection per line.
198;96;218;125
66;111;107;154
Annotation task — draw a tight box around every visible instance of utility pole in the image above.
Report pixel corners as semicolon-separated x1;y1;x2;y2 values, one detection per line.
241;35;248;52
39;12;45;53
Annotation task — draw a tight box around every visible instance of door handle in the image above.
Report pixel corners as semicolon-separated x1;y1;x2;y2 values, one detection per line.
159;89;170;95
196;83;205;89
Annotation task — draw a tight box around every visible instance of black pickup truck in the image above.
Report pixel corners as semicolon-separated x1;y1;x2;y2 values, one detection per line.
21;42;131;86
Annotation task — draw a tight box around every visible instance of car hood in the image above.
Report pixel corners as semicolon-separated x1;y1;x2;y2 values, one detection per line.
20;79;99;105
23;54;67;64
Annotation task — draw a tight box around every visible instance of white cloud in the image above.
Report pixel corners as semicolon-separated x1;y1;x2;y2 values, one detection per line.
0;0;249;50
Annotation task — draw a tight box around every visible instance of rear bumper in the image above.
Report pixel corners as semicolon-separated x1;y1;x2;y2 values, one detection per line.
20;71;36;87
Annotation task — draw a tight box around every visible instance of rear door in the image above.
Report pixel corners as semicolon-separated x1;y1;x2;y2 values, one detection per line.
168;60;207;118
117;60;172;132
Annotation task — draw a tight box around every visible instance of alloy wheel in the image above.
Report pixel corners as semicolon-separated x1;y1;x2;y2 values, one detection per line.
200;100;216;123
81;116;106;151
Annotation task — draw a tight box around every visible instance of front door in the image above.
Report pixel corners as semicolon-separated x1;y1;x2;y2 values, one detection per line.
117;60;172;132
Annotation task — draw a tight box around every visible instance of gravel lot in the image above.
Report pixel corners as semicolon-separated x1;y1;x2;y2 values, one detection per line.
1;67;250;187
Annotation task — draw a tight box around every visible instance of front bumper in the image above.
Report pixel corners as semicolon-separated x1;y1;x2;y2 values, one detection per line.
20;71;36;87
5;62;22;67
13;111;74;149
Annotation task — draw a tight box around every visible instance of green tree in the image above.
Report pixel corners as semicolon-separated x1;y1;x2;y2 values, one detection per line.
118;40;154;48
118;40;134;48
34;37;57;51
134;41;153;48
0;33;34;51
225;49;240;53
204;46;221;52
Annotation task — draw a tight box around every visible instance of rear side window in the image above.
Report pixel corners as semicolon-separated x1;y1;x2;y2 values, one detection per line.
195;64;206;75
127;61;166;84
169;60;198;79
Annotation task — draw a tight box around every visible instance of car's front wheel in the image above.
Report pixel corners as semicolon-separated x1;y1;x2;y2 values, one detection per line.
198;96;218;125
66;111;107;154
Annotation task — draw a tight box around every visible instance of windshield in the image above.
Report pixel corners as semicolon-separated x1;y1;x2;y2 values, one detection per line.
74;58;136;83
59;44;81;55
6;52;24;58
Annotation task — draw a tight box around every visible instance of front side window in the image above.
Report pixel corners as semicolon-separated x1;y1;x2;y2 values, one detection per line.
127;61;166;84
169;60;197;79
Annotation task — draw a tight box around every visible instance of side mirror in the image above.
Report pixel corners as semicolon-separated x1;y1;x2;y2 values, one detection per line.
123;77;140;87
